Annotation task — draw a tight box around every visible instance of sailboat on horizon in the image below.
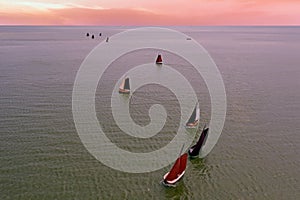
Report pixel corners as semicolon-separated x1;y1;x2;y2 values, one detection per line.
119;77;130;94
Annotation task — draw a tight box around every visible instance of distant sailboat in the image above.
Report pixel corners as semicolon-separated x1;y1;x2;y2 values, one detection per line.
185;103;200;128
162;153;188;187
119;77;130;94
188;126;209;158
106;37;109;42
156;54;163;64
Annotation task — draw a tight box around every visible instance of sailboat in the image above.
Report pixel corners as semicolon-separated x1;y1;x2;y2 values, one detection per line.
188;126;209;158
185;103;200;128
162;153;188;187
119;77;130;94
156;54;163;64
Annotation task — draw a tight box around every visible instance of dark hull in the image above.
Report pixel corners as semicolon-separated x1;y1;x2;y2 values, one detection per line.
188;146;199;158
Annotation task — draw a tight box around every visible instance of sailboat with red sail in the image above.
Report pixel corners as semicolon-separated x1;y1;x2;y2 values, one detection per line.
119;77;130;94
162;153;188;186
156;54;163;64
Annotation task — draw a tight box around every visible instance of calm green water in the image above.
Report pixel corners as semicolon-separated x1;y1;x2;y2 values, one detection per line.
0;26;299;199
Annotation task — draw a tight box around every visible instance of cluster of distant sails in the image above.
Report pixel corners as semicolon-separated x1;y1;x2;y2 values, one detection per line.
118;54;209;187
86;32;109;42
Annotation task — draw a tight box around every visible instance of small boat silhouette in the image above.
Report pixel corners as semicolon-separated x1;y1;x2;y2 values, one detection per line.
119;77;130;94
185;103;200;128
188;126;209;158
156;54;163;64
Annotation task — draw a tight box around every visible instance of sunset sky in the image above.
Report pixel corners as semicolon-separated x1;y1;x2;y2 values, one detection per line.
0;0;300;25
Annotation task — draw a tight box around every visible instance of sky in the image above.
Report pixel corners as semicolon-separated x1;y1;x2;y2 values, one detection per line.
0;0;300;25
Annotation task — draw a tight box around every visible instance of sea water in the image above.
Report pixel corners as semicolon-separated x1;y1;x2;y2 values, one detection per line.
0;26;299;199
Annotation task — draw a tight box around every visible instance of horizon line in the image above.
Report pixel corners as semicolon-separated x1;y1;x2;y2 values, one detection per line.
1;24;300;27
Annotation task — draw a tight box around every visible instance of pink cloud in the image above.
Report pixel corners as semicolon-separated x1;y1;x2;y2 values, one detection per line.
0;0;299;25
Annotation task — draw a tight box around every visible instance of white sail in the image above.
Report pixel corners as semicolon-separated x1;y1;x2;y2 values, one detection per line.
119;79;125;90
195;103;200;121
119;77;130;94
185;102;200;127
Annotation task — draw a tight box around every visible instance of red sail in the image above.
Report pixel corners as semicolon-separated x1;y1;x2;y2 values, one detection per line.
164;153;188;182
156;54;162;64
165;157;181;181
179;153;188;173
